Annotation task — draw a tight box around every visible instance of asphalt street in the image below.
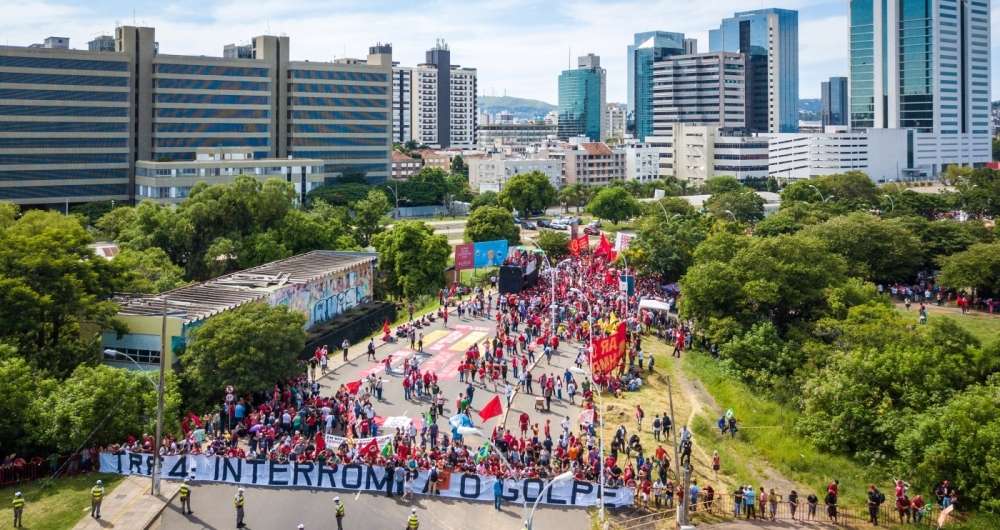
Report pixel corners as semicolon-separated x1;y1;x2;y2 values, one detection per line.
156;481;587;530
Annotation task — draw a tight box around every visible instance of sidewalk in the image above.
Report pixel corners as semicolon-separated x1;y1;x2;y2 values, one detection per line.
72;476;180;530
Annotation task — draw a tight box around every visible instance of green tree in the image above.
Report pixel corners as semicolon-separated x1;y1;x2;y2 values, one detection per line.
183;303;307;406
534;230;570;255
642;197;695;220
0;351;37;455
632;214;709;281
336;168;368;185
0;202;19;229
30;365;180;453
307;183;376;207
718;322;803;388
372;221;451;300
993;137;1000;161
801;212;922;282
585;187;642;225
445;174;474;202
701;176;742;195
704;187;766;223
497;171;557;216
464;206;521;245
351;188;393;247
470;191;499;212
114;247;189;293
451;155;468;177
558;183;587;213
938;242;1000;294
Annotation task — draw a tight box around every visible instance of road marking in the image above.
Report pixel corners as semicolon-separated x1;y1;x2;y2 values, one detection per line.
448;331;487;352
419;329;451;348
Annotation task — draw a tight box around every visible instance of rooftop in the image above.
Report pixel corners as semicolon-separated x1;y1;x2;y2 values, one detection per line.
113;251;377;324
392;150;417;162
578;143;615;156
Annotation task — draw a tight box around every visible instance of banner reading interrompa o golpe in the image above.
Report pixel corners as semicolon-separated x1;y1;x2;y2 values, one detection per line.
100;452;633;508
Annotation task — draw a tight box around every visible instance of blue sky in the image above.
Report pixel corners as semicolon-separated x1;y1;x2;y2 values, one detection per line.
1;0;997;102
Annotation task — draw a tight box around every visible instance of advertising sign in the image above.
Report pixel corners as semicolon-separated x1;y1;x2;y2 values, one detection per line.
473;240;508;268
454;243;475;270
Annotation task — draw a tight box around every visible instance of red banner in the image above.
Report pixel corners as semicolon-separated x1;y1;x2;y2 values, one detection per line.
568;235;589;256
454;243;475;270
591;322;627;375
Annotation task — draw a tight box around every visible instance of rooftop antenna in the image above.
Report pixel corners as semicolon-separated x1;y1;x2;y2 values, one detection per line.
267;21;270;35
133;10;136;26
568;47;571;69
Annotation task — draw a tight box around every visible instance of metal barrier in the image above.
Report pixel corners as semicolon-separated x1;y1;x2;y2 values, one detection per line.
0;455;91;487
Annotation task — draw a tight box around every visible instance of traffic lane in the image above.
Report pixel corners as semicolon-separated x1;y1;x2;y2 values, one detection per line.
161;481;587;530
502;348;584;436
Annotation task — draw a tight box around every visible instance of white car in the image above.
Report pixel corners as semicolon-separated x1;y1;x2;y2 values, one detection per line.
549;222;568;230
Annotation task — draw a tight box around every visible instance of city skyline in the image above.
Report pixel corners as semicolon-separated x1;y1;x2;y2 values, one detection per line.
2;0;965;103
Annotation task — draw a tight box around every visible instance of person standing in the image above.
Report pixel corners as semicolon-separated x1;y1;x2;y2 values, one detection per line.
333;497;345;530
635;404;644;431
234;487;245;528
494;476;504;510
868;484;883;526
90;479;105;519
652;414;662;441
342;339;350;361
12;492;24;528
407;508;420;530
179;478;192;515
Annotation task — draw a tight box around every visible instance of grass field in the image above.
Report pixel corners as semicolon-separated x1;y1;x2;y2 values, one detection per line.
897;307;999;348
0;473;124;530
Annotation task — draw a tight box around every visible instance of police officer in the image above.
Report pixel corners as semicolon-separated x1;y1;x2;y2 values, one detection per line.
333;497;345;530
297;525;305;530
12;492;24;528
234;487;245;528
407;508;419;530
179;478;192;514
91;479;105;519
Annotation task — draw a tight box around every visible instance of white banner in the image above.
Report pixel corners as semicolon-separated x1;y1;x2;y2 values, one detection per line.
322;434;394;450
100;452;632;508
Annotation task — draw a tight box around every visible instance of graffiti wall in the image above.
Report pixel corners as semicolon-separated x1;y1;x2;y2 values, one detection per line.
270;262;374;330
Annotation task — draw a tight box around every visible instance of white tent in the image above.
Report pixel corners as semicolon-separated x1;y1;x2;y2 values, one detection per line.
638;299;671;311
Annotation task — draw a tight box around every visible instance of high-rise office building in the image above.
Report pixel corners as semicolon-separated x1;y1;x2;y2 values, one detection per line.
627;31;686;140
558;54;607;141
821;77;849;127
606;103;627;139
709;8;799;133
683;39;698;55
0;27;392;206
391;66;413;143
406;40;477;148
652;52;747;136
847;0;990;172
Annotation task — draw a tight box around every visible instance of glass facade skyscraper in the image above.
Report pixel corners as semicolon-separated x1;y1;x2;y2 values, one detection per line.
709;9;799;133
822;77;849;126
558;54;606;141
627;31;685;140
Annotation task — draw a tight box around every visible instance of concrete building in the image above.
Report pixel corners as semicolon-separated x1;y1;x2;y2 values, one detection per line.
477;124;557;149
671;124;769;184
222;44;252;59
628;31;686;140
710;9;800;133
683;39;698;54
821;77;848;127
606;103;626;140
105;251;377;368
411;149;452;172
561;142;626;186
391;66;413;143
0;26;393;207
468;154;562;193
88;35;116;52
408;40;477;148
847;0;991;174
134;147;325;204
558;54;607;141
623;143;661;182
652;52;746;137
765;131;871;181
391;150;421;179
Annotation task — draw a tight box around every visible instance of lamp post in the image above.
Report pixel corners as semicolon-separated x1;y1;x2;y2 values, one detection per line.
526;471;575;530
808;184;828;202
570;366;605;523
456;427;526;522
385;183;400;211
723;209;737;222
883;194;894;211
618;251;629;319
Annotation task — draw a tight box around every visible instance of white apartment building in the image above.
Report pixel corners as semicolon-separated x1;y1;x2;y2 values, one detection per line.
397;40;477;149
623;142;663;182
607;103;627;139
652;52;747;137
468;154;562;193
392;66;413;143
671;124;769;185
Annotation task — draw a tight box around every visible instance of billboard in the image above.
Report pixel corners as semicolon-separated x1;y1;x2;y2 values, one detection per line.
473;240;508;268
454;243;475;270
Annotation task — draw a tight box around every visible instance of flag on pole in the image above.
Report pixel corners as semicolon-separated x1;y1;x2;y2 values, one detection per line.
381;440;394;458
189;412;203;428
382;319;390;334
475;441;491;463
360;438;379;458
478;395;504;423
345;380;362;395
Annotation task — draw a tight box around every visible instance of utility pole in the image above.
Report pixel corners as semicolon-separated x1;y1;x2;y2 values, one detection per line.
667;375;685;525
152;296;167;496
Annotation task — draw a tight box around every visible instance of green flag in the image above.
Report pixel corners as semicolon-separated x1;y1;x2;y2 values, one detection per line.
381;441;394;458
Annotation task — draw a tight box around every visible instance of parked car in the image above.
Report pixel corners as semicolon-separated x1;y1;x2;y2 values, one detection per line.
520;220;537;230
587;219;602;228
537;219;552;228
550;222;568;230
583;226;600;236
567;217;582;225
513;216;523;224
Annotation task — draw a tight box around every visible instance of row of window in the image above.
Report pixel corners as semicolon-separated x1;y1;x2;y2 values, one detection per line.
0;168;128;182
0;153;129;165
0;121;128;133
291;97;387;108
0;55;129;72
136;184;190;199
714;154;769;160
0;72;129;87
0;88;128;102
0;137;128;149
155;93;268;105
155;79;269;92
323;163;388;175
290;110;387;121
155;108;269;119
713;165;768;172
0;182;128;200
290;137;387;147
290;150;388;160
154;123;268;133
0;105;128;117
155;63;269;78
154;137;271;148
290;83;387;95
291;123;387;134
291;70;388;83
104;348;160;365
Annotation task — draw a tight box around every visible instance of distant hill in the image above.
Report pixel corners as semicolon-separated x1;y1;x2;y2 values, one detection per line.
799;98;821;113
479;96;556;120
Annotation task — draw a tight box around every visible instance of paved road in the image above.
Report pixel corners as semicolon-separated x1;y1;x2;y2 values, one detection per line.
156;481;586;530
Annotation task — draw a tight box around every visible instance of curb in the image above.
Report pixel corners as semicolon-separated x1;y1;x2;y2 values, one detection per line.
141;486;180;530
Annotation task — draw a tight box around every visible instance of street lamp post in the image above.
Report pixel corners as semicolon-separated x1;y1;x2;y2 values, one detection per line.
526;471;575;530
152;297;170;496
723;209;737;222
456;427;526;523
101;346;162;496
385;183;400;211
570;366;605;522
883;194;894;211
807;184;827;202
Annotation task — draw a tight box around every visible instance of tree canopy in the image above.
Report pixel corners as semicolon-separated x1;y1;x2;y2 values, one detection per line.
497;171;557;216
372;221;451;300
464;206;521;246
585;186;642;225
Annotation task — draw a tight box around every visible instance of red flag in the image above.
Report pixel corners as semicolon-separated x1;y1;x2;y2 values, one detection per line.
596;233;612;256
345;380;362;395
359;438;379;458
478;395;504;423
189;412;203;429
382;319;390;334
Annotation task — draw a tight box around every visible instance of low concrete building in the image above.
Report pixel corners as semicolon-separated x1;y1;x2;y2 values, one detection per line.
391;150;421;180
477;124;557;149
671;124;769;185
134;147;325;204
562;142;626;186
469;154;562;193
